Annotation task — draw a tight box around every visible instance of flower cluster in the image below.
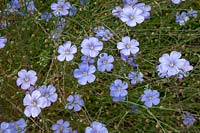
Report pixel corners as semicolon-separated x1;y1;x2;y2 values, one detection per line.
0;118;27;133
93;26;114;41
110;79;129;102
176;10;198;26
157;51;193;78
112;0;151;27
23;85;58;118
66;94;84;112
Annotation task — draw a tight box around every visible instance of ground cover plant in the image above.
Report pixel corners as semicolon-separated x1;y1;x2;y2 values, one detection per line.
0;0;200;132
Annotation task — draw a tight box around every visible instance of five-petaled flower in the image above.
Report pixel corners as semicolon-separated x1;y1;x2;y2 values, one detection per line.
16;69;38;90
81;37;103;58
85;121;108;133
57;41;77;62
128;71;144;85
110;79;128;102
117;36;139;56
120;6;145;27
51;1;71;16
66;94;84;112
141;89;160;108
23;90;47;118
182;112;195;126
97;53;114;72
38;85;58;107
51;119;72;133
73;63;96;85
9;118;27;133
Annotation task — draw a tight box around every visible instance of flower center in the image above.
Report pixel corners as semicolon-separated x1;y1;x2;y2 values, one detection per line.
90;45;94;50
65;50;70;55
126;44;130;49
130;16;134;20
170;63;174;67
33;101;37;106
15;125;19;130
148;96;152;100
24;77;29;82
103;60;107;64
45;94;49;98
58;6;63;11
117;87;121;91
83;72;88;76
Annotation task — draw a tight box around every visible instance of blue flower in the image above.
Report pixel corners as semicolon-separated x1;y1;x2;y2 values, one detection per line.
177;59;193;79
38;85;58;107
9;118;27;133
81;55;95;64
141;89;160;108
51;119;72;133
57;41;77;62
23;90;47;118
171;0;183;4
16;69;38;90
80;0;90;6
0;122;11;133
121;54;139;67
128;71;144;85
112;6;123;18
41;12;53;22
120;6;145;27
66;94;84;112
73;63;96;85
133;3;151;19
97;53;114;72
187;10;198;18
123;0;138;7
25;1;35;13
93;26;113;41
0;36;7;49
117;36;139;56
85;121;108;133
7;0;21;13
157;51;189;78
69;6;78;17
51;1;71;16
182;112;195;126
110;79;128;102
176;12;189;26
81;37;103;57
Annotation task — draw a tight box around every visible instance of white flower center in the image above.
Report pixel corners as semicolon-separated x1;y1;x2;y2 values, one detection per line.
90;45;94;50
83;72;88;76
117;87;121;91
148;96;152;100
130;16;134;20
103;60;107;64
33;101;37;106
45;94;49;98
65;50;70;55
24;77;29;82
126;44;130;49
170;63;174;67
